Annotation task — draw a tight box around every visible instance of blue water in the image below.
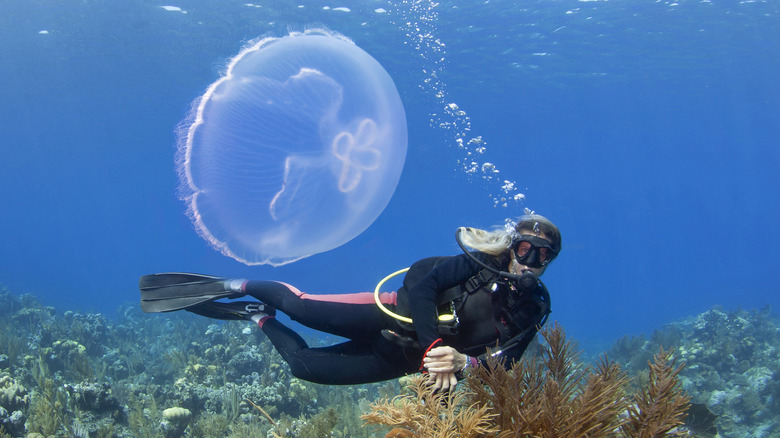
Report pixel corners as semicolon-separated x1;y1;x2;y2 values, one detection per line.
1;0;778;351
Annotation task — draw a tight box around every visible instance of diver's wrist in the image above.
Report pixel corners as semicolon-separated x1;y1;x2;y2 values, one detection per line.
456;354;475;379
459;354;472;371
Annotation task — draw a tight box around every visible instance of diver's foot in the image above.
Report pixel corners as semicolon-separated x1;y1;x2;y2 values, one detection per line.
139;273;249;313
250;311;275;328
223;278;248;293
185;300;276;321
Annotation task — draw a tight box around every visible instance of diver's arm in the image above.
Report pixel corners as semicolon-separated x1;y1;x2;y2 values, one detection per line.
406;252;485;349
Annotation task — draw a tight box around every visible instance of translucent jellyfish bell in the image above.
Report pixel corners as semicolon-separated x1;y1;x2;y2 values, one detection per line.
177;29;407;266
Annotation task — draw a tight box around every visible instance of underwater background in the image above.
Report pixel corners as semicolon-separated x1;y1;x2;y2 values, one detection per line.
1;0;779;436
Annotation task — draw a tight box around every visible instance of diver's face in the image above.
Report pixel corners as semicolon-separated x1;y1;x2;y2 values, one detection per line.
510;231;552;277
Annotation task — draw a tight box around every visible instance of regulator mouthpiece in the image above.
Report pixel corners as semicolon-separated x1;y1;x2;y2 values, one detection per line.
515;271;540;293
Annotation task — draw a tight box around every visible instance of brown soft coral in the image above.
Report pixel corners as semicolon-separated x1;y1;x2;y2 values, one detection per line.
362;373;499;438
363;323;690;437
623;348;691;437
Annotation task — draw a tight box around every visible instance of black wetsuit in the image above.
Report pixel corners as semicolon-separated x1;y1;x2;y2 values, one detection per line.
246;251;546;384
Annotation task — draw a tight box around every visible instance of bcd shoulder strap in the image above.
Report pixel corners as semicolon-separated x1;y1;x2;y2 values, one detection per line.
460;252;509;298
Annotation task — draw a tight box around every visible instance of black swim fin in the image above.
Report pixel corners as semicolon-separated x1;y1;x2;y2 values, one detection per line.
139;272;244;313
186;301;275;321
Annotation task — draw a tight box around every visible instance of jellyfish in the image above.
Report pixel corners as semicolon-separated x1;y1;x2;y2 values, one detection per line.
177;29;407;266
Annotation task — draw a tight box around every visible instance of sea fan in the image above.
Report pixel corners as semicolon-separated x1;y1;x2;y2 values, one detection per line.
361;373;498;437
363;322;690;437
621;348;691;437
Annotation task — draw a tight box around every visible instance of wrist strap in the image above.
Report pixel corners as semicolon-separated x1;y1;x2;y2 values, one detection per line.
419;338;443;371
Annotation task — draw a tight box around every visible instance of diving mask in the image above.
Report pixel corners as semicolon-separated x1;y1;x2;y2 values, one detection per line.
513;235;558;268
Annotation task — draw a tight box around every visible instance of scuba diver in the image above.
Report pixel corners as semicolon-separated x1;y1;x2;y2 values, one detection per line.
139;214;561;389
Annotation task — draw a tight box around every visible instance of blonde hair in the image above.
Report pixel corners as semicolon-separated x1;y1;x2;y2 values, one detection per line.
457;226;513;256
458;214;562;257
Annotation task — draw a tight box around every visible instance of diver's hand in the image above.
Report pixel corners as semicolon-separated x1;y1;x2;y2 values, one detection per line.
424;346;468;372
423;346;468;391
427;370;457;391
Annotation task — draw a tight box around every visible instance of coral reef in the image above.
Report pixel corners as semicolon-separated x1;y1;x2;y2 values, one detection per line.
608;306;780;438
0;283;776;438
0;287;392;437
363;323;690;437
0;375;29;436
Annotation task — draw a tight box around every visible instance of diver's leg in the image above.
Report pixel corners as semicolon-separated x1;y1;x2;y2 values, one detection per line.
242;280;397;340
259;318;413;384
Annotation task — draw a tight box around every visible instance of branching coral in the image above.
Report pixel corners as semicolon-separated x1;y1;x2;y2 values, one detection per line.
361;374;498;437
27;356;76;437
623;348;690;437
363;322;690;437
465;322;632;437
